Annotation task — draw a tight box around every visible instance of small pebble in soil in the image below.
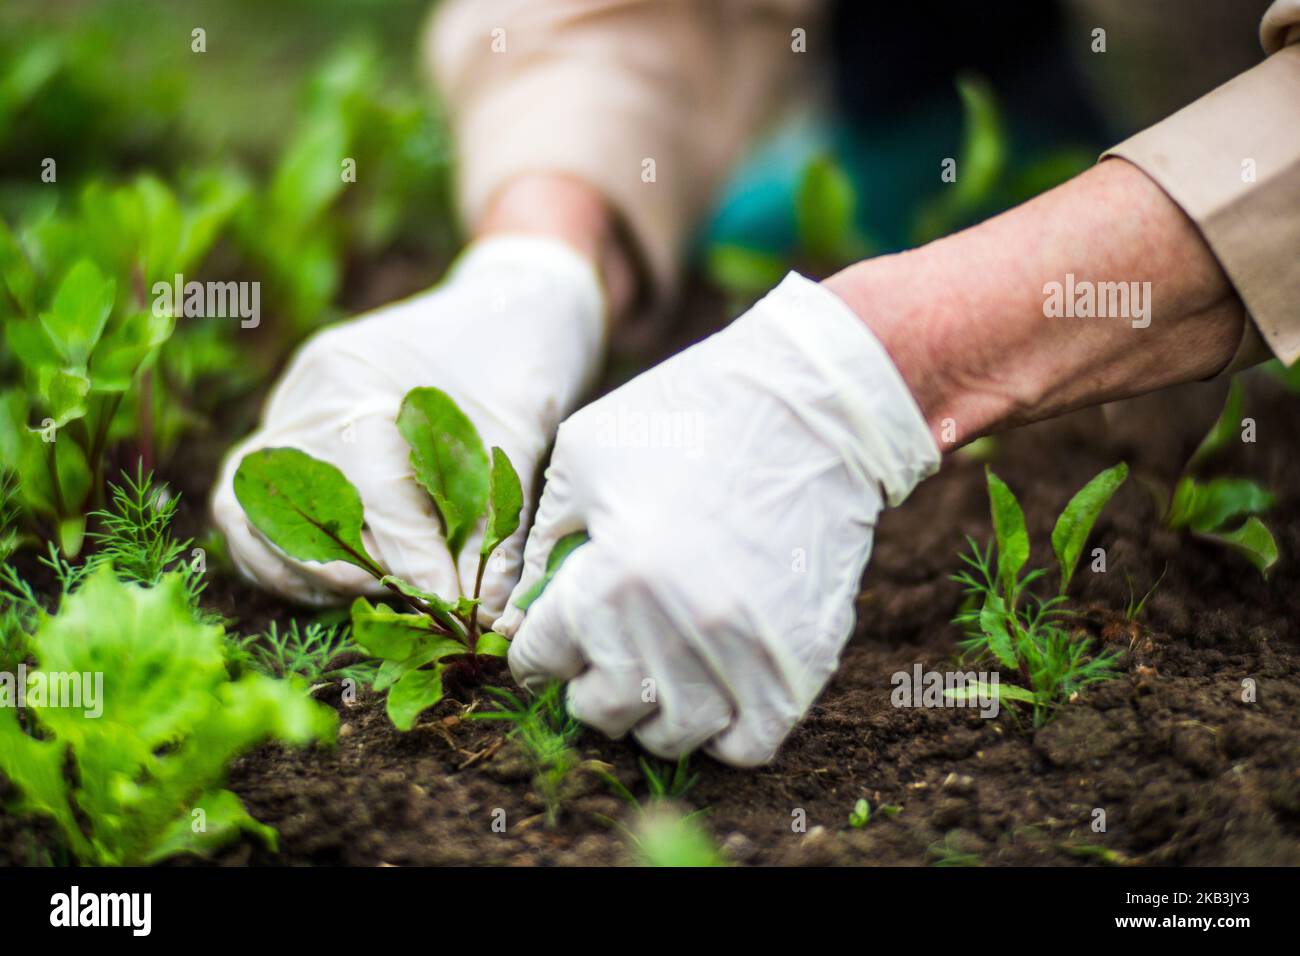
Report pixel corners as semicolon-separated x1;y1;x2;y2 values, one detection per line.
722;832;756;862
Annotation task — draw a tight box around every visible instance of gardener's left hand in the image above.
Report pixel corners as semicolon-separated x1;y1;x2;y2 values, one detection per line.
496;273;940;766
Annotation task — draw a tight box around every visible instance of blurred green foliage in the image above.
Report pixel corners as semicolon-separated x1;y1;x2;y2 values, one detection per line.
707;73;1095;306
0;0;458;549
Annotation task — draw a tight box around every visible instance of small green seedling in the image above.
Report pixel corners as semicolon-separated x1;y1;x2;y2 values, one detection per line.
229;619;376;689
928;832;982;868
471;682;598;828
1124;565;1168;625
1159;380;1278;578
949;465;1126;726
600;753;700;810
86;464;208;612
849;798;870;829
234;387;523;730
848;797;901;829
0;568;336;865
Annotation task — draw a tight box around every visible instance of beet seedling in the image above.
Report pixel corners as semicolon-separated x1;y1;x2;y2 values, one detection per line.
949;465;1126;726
233;387;523;730
1;174;249;555
1157;380;1278;577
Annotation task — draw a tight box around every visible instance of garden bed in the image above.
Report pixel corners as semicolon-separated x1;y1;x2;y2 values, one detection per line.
3;268;1297;868
179;323;1300;867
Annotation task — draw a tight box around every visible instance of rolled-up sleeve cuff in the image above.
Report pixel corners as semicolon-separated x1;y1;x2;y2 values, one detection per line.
1103;44;1300;371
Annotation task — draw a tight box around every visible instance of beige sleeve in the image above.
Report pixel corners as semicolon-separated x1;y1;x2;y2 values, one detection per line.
425;0;818;304
1103;0;1300;372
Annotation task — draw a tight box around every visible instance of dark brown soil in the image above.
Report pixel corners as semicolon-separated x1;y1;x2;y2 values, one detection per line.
198;369;1300;867
4;280;1299;867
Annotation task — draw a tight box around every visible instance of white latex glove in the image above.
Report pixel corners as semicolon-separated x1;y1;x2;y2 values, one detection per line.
211;236;606;617
497;273;939;766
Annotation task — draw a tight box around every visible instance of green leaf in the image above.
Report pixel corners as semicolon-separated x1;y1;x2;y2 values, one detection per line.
1051;462;1127;594
40;260;116;365
146;788;278;862
979;594;1019;671
0;709;85;859
0;219;36;316
849;798;870;828
513;531;591;611
386;665;445;731
233;447;380;573
911;73;1007;243
4;318;61;369
796;155;857;263
1167;477;1273;533
396;387;489;561
985;468;1029;603
951;73;1006;210
90;310;175;391
376;576;454;614
37;366;91;428
705;244;788;297
57;515;85;558
944;680;1035;704
476;631;509;658
481;446;524;559
1195;517;1279;579
134;175;184;283
350;596;461;662
1186;379;1243;474
0;569;335;865
376;576;468;638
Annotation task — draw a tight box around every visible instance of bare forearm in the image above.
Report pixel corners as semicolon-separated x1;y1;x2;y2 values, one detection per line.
825;159;1247;449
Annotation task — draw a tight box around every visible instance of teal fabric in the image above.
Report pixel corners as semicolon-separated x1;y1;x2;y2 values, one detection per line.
698;88;1099;260
698;92;964;258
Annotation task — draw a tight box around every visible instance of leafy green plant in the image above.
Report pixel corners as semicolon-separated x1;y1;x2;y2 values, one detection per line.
228;619;376;689
1156;380;1278;577
0;567;337;865
0;171;248;554
471;682;598;828
233;387;524;730
234;40;455;338
949;465;1127;726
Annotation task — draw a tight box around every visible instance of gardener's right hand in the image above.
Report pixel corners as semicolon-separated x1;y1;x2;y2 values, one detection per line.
211;236;607;616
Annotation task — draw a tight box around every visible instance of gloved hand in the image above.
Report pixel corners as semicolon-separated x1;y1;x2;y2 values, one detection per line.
496;273;939;766
211;236;606;617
